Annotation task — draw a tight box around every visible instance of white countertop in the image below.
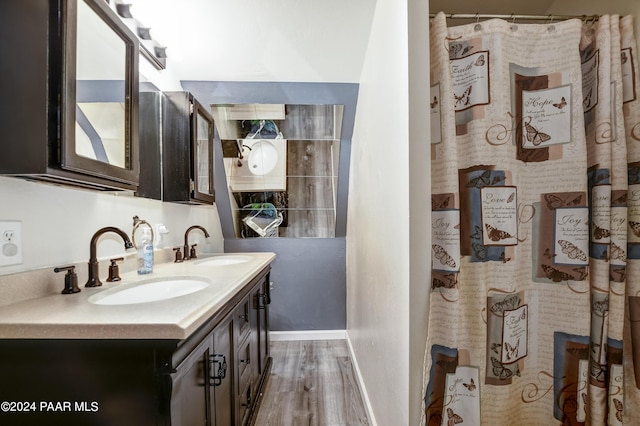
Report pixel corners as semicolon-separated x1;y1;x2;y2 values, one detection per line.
0;252;275;340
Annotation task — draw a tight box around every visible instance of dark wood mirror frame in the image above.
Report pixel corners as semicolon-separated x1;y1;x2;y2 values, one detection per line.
61;0;140;186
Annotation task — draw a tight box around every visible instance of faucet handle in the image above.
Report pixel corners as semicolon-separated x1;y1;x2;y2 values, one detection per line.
173;247;184;263
106;257;124;282
190;244;198;259
54;265;81;294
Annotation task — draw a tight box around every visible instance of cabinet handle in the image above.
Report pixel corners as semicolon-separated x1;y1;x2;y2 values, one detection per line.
239;314;248;321
241;387;252;407
256;293;268;309
209;354;227;387
240;355;251;365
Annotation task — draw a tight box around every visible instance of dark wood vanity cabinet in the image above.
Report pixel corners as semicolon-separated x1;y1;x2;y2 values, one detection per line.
216;277;271;426
0;267;271;426
164;267;272;426
0;0;140;191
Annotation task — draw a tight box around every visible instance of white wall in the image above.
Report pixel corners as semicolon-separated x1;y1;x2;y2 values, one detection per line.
0;177;222;277
347;0;423;423
547;0;640;18
408;0;431;424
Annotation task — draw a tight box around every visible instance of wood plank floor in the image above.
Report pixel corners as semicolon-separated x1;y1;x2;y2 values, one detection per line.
254;340;370;426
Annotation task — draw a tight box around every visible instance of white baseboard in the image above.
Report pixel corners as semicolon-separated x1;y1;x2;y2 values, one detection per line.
345;331;377;426
270;329;347;341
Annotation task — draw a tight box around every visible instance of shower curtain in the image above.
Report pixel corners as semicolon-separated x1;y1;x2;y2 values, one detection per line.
423;12;640;425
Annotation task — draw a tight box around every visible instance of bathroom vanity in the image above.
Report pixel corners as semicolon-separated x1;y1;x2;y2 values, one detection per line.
0;253;274;426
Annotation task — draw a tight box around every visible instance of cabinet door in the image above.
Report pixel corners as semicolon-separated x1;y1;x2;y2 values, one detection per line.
255;277;271;375
234;294;252;344
161;92;214;204
236;337;254;426
170;340;212;426
65;0;140;187
212;315;234;426
251;274;271;376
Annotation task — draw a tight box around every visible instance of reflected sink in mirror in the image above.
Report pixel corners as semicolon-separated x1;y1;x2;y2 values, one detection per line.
88;277;210;305
195;255;252;267
247;140;278;175
229;138;287;192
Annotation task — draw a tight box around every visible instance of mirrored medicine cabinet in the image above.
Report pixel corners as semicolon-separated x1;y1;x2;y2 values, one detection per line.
0;0;139;191
137;91;215;205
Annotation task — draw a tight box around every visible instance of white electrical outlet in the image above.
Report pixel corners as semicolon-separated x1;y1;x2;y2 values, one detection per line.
0;220;23;266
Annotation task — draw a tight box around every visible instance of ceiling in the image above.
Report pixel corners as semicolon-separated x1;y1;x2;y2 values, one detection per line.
429;0;556;15
128;0;376;84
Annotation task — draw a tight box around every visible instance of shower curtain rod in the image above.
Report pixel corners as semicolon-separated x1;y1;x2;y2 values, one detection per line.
429;13;600;22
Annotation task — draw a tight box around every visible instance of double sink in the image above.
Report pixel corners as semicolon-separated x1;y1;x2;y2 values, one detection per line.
0;251;275;340
89;255;253;305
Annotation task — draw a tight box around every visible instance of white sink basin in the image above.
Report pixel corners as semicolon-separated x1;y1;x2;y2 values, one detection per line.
247;140;278;175
89;277;210;305
195;255;252;267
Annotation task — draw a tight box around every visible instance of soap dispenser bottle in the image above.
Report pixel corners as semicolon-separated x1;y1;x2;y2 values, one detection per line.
132;216;154;274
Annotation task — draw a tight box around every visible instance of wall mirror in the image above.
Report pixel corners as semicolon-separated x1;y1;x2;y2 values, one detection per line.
196;110;213;195
182;80;357;240
75;0;127;168
211;104;344;238
188;98;215;204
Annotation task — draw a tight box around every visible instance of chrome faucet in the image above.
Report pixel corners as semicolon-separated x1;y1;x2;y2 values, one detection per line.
86;227;134;287
183;225;210;260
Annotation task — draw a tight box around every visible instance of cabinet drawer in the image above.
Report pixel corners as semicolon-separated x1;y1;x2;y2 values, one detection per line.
234;297;251;342
237;337;252;382
238;378;253;426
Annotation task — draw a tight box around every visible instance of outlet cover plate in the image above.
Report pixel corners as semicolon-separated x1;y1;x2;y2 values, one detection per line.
0;220;23;266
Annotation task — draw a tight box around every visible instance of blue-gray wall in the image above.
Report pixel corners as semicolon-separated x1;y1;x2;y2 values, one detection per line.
225;238;346;331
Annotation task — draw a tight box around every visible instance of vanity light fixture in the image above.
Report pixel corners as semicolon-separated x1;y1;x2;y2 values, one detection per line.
111;1;167;69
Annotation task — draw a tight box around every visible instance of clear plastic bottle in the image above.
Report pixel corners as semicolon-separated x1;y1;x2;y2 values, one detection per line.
136;227;154;274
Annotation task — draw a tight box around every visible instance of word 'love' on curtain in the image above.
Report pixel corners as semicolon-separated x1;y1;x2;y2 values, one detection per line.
423;11;640;426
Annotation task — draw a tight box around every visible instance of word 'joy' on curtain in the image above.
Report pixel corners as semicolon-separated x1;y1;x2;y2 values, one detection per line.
423;11;640;426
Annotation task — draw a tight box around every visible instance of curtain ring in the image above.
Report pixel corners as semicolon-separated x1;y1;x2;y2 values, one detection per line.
474;13;482;31
547;14;556;32
509;13;518;31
